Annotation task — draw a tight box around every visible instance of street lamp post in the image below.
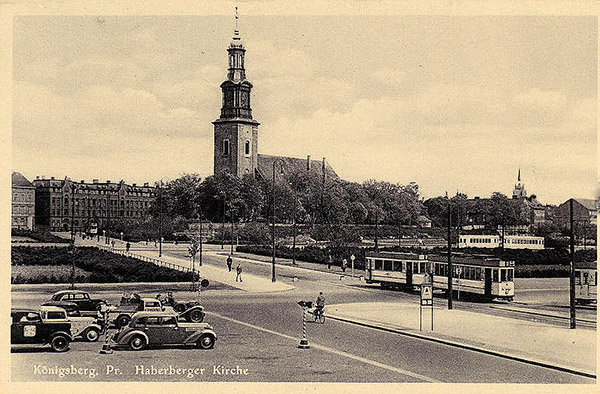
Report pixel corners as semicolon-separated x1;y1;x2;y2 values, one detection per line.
70;182;78;289
105;189;110;244
447;195;453;310
230;202;234;255
272;158;285;282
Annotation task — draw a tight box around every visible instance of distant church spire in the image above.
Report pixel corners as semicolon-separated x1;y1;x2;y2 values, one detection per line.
512;168;526;199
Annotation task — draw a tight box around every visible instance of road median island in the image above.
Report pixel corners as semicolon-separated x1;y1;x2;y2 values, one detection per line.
327;302;596;379
131;249;295;293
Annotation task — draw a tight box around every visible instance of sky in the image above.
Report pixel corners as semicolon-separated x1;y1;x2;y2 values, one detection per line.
11;14;598;205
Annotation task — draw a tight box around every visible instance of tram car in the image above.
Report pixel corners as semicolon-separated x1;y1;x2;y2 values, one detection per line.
575;261;597;305
365;252;515;301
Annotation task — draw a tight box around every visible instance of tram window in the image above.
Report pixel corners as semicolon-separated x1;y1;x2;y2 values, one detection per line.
393;261;402;272
383;260;392;271
375;260;382;270
574;271;581;285
476;268;483;280
507;269;513;281
500;269;507;282
583;272;589;285
420;262;426;273
492;269;499;282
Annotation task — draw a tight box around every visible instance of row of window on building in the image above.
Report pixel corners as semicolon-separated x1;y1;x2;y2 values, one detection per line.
222;139;251;156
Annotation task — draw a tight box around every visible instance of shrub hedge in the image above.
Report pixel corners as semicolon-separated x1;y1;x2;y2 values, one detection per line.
11;246;191;284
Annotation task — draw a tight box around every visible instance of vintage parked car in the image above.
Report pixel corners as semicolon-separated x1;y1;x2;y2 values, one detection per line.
108;293;205;328
49;290;108;317
40;302;104;342
159;290;206;322
11;307;72;352
111;311;217;351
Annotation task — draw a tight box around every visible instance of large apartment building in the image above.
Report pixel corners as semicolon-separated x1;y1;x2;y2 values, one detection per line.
33;176;155;232
12;172;36;230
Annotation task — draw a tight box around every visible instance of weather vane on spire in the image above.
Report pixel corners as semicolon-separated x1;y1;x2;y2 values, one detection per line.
233;6;240;39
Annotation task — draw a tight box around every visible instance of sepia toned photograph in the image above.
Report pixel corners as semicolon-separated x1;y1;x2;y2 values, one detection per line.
2;1;598;391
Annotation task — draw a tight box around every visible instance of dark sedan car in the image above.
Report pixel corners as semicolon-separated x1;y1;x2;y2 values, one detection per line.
112;311;217;351
49;290;107;316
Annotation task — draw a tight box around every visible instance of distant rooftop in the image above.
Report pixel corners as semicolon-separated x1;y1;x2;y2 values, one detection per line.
257;154;338;180
12;172;34;188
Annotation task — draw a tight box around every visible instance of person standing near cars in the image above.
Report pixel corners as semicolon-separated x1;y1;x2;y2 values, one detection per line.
227;255;233;272
236;264;243;282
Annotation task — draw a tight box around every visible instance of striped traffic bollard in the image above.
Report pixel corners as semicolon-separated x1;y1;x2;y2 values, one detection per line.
298;307;310;349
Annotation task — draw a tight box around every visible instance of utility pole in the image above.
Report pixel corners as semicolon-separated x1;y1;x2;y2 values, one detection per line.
569;199;576;329
374;209;379;253
158;185;163;257
221;196;225;250
105;188;110;244
230;202;234;255
447;195;453;310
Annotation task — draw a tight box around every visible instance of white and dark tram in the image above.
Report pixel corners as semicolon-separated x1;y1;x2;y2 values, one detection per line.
575;260;597;305
365;252;515;301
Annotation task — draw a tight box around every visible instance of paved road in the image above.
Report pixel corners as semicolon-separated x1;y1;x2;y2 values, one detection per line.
10;246;595;383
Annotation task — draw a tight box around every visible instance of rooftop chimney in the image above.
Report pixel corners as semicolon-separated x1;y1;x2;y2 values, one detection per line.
132;183;137;186
50;176;55;180
107;180;111;184
93;179;98;184
143;182;149;187
307;155;311;171
36;176;39;180
80;180;85;183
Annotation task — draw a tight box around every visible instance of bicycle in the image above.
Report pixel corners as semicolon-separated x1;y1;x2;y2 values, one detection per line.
313;307;325;324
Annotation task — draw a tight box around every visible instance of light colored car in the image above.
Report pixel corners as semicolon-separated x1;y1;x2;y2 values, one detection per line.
111;311;217;351
40;303;104;342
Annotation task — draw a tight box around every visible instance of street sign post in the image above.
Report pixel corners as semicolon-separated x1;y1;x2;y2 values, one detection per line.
457;267;462;300
350;254;355;278
420;281;434;331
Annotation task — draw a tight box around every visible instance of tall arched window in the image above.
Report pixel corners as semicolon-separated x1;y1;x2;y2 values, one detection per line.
223;139;230;156
245;140;251;156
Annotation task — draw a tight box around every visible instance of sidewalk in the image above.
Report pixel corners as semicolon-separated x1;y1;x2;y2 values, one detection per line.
75;236;294;294
327;301;596;377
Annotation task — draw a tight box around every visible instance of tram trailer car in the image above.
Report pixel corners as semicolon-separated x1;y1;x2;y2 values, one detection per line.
365;252;515;301
575;261;597;305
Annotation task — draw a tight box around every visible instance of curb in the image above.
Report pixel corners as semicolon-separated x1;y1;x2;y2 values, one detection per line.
326;314;596;380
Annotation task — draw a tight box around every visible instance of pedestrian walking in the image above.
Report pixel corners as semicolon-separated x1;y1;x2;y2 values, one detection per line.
327;254;332;270
341;258;348;272
226;255;233;272
126;242;131;252
236;264;243;282
111;240;115;249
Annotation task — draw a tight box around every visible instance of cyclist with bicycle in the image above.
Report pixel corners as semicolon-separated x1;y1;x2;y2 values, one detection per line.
315;292;325;320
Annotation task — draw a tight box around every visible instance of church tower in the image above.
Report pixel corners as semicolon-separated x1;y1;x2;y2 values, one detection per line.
213;11;259;177
512;168;527;199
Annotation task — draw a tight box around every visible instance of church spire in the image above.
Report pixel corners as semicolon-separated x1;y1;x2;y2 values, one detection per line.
227;7;246;82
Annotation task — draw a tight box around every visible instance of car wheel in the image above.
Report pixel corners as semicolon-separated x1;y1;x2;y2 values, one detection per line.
129;335;147;351
50;335;70;352
174;304;186;313
189;310;204;323
197;334;215;349
85;328;100;342
117;315;131;328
